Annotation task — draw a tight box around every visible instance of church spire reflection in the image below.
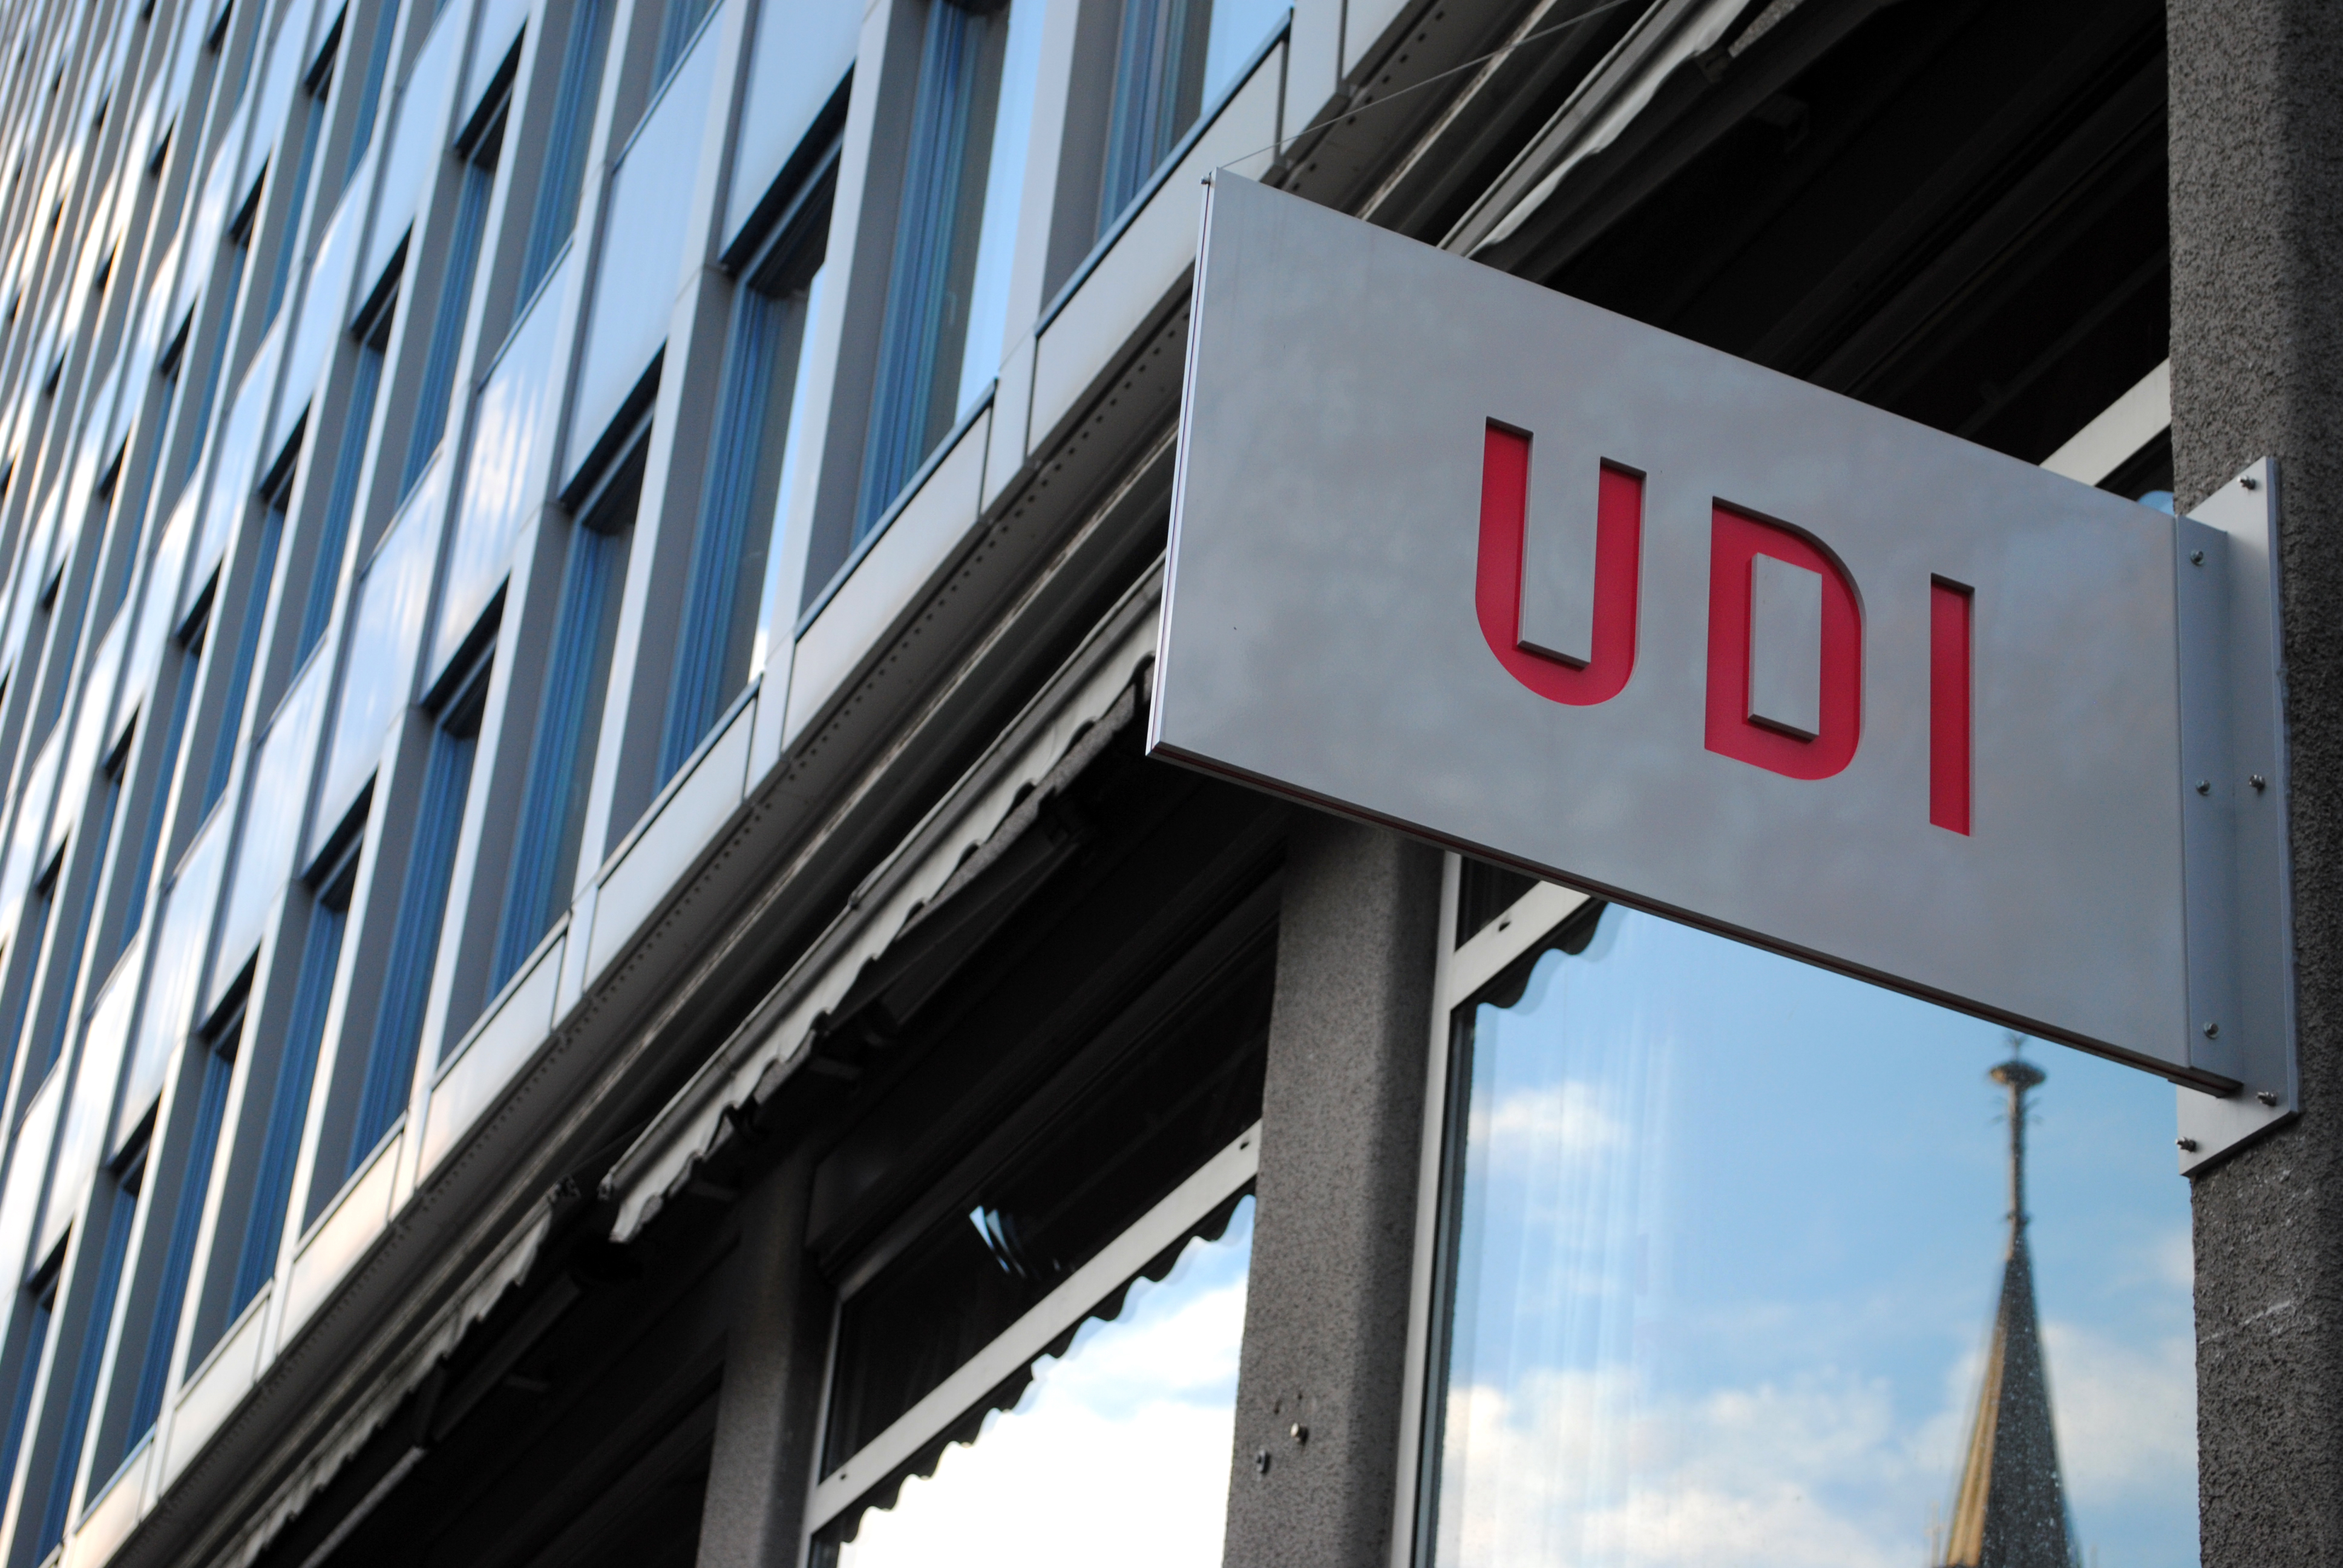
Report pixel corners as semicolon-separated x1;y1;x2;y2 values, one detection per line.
1936;1052;2083;1568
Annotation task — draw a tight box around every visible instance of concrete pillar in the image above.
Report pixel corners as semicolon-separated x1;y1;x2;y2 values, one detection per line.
2169;4;2343;1560
1222;816;1442;1567
693;1149;831;1568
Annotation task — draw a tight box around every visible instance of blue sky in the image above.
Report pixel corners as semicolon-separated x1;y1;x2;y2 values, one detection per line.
1436;906;2195;1568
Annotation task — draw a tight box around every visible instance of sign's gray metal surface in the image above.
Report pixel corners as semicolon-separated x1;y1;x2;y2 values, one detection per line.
1153;175;2293;1135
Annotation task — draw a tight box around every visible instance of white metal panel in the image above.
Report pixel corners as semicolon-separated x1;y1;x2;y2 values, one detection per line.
361;6;465;297
430;260;566;682
724;0;856;249
120;815;226;1132
418;930;561;1181
0;1072;61;1282
278;1130;398;1344
785;408;987;746
36;1029;121;1264
312;465;444;851
185;328;282;615
210;659;328;1012
271;185;364;457
585;697;752;982
567;30;720;474
1027;42;1280;443
64;1434;145;1566
160;1287;267;1488
462;0;531;126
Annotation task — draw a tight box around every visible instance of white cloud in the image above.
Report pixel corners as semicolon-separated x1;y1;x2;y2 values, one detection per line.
1470;1080;1629;1167
839;1230;1250;1568
1434;1367;1933;1568
2040;1318;2196;1504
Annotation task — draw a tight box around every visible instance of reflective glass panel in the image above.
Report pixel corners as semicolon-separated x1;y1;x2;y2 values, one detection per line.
1420;905;2195;1568
836;1200;1253;1568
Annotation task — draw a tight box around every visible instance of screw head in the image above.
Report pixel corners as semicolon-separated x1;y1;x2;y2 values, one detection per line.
2242;475;2261;490
2197;779;2212;795
2191;549;2206;565
2203;1021;2221;1038
1290;1423;1309;1445
2177;1137;2200;1152
2252;774;2268;791
2258;1091;2280;1106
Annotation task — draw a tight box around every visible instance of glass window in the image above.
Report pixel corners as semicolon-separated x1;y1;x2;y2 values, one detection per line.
402;101;505;493
297;302;392;661
654;0;713;83
812;915;1271;1556
1414;898;2197;1568
659;222;825;783
89;451;139;639
115;613;208;955
342;0;402;188
0;1278;56;1490
1094;0;1283;236
33;1153;140;1555
185;191;258;481
835;1201;1251;1567
228;850;352;1315
199;483;287;812
854;0;1040;540
260;53;333;328
490;463;634;997
346;651;488;1172
1;860;61;1085
516;0;612;302
30;763;120;1077
125;1028;233;1443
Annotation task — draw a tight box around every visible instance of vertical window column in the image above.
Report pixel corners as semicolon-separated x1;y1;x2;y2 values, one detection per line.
854;0;1017;538
401;102;505;495
114;612;208;956
516;0;611;301
347;655;489;1172
297;302;393;662
493;485;631;995
228;849;352;1314
658;220;825;782
198;471;289;814
123;1030;235;1443
33;1155;139;1553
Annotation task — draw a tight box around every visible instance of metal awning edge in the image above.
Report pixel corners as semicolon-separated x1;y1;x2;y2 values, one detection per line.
600;581;1165;1242
219;1200;556;1568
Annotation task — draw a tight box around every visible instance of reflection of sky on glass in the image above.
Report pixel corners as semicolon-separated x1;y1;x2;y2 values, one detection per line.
1203;0;1291;105
1434;909;2194;1568
954;0;1045;420
841;1198;1253;1568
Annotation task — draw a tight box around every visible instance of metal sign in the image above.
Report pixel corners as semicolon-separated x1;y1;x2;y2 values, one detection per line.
1150;176;2292;1165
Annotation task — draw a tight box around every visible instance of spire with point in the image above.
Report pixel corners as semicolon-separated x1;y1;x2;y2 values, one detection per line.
1935;1050;2082;1568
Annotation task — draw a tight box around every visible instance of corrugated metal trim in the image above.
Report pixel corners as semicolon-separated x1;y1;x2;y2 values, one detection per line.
217;1198;554;1568
601;588;1162;1242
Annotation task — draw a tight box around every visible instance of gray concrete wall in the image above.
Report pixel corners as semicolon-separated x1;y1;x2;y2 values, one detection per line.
1222;817;1443;1568
2169;3;2343;1560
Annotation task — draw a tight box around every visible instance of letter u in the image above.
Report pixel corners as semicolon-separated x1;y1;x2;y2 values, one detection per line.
1475;423;1643;705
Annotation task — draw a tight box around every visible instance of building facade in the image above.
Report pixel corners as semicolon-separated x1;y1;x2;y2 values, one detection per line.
0;0;2313;1563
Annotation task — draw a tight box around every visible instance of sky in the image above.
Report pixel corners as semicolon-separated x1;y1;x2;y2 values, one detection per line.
1432;907;2195;1568
831;901;2196;1568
